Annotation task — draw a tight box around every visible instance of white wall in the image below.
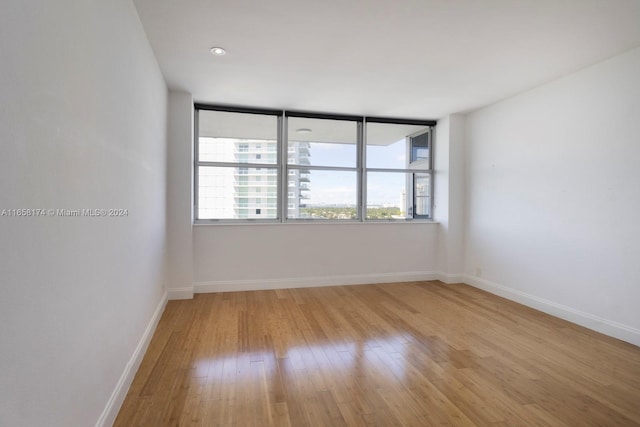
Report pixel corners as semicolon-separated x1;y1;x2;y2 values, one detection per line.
464;47;640;345
193;223;438;291
434;115;465;282
0;1;168;426
161;97;441;294
166;92;194;299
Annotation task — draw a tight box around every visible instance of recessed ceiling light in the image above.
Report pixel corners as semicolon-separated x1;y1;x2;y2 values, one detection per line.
210;47;226;56
296;128;312;134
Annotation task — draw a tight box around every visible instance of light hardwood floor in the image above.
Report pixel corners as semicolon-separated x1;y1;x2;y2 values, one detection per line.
115;281;640;426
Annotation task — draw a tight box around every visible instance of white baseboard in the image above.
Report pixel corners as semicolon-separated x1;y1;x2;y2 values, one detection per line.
463;275;640;347
96;291;168;427
436;272;465;284
194;271;439;293
167;286;194;300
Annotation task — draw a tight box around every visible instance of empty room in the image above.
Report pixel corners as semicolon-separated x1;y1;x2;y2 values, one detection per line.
2;0;640;426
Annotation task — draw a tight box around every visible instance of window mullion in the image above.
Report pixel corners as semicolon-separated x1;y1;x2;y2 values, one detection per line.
279;113;286;222
193;108;200;221
286;165;357;172
196;161;279;169
359;120;365;222
365;167;432;174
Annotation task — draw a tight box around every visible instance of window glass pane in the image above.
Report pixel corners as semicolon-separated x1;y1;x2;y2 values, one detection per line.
411;133;429;163
288;170;357;219
366;122;429;169
414;173;431;217
366;172;409;219
199;110;277;164
198;166;278;219
366;172;431;219
287;117;357;167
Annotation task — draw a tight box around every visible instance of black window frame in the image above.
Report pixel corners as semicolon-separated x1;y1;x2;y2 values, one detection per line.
194;104;436;223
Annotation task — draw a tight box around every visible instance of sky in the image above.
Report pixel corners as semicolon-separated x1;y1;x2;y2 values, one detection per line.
298;140;408;206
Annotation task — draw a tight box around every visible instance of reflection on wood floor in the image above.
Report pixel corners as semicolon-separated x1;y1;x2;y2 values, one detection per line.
115;281;640;426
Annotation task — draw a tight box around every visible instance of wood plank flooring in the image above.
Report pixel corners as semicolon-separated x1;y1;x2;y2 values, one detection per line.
115;281;640;426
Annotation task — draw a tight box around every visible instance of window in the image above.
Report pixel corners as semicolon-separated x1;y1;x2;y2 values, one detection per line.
195;104;435;222
365;121;432;219
411;132;429;162
195;108;280;220
286;114;359;220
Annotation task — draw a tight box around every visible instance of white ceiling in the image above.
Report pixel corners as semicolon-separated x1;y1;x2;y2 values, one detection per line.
133;0;640;119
